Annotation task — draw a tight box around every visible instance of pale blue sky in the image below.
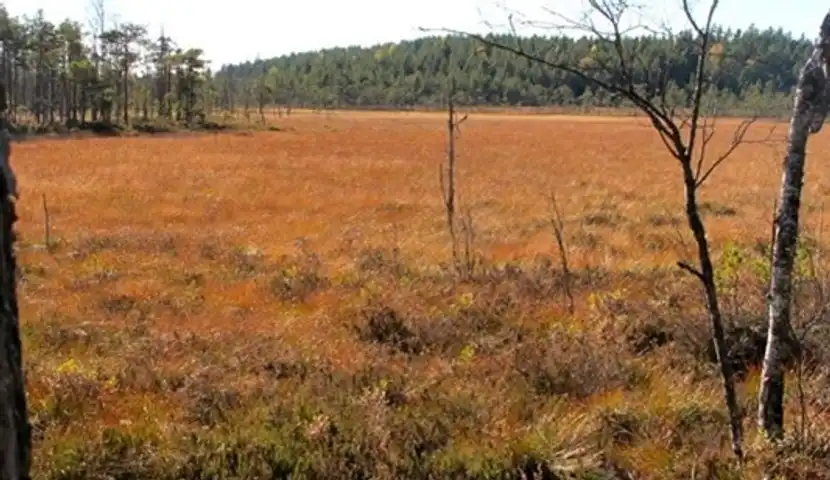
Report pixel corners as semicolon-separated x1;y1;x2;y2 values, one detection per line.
4;0;827;67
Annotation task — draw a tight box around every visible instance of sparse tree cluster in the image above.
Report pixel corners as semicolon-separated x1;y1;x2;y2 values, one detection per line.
0;2;211;131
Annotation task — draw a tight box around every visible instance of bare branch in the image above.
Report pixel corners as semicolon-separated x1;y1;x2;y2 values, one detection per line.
677;261;704;280
683;0;720;158
682;0;718;39
418;25;686;158
794;203;829;342
693;114;718;181
695;120;780;187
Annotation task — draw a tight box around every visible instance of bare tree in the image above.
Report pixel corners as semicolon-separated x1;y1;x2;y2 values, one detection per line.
86;0;108;122
425;0;775;459
439;42;475;279
758;12;830;442
0;83;30;479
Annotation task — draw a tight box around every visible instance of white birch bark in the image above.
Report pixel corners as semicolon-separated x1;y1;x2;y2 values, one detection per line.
758;13;830;440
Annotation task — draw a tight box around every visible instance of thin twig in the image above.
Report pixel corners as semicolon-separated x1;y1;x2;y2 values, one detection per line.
42;193;51;252
677;261;704;280
549;193;575;315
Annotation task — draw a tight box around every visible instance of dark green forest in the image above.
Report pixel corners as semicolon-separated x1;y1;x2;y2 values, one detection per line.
221;28;807;116
0;1;815;131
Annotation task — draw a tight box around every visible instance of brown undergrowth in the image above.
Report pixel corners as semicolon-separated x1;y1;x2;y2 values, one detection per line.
12;113;830;478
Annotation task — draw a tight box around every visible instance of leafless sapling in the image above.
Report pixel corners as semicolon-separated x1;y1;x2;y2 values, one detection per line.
549;193;575;315
424;0;776;459
42;193;55;253
439;42;475;279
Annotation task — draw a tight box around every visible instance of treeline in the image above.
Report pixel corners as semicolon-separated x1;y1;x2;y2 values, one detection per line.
221;28;808;116
0;1;816;133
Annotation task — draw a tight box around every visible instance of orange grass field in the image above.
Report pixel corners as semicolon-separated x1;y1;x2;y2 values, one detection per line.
13;111;830;478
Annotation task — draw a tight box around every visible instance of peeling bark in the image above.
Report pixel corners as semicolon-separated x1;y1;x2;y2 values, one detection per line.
0;83;30;479
758;13;830;441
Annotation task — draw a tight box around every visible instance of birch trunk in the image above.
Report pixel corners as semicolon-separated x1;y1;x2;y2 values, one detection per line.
758;13;830;440
0;83;30;479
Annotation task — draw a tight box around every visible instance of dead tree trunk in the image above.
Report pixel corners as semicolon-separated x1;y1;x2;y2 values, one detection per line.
439;44;471;279
758;13;830;441
441;77;460;273
0;83;30;479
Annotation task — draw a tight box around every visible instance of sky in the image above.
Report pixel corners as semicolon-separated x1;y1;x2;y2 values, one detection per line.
4;0;829;67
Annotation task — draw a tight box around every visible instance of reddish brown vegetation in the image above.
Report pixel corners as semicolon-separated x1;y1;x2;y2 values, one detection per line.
14;112;830;478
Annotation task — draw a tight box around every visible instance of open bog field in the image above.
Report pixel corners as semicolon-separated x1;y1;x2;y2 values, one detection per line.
14;112;830;478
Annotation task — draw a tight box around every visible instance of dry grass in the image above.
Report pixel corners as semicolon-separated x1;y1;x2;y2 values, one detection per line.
15;112;830;478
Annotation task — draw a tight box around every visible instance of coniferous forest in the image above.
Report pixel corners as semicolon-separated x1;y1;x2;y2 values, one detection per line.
0;2;815;132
